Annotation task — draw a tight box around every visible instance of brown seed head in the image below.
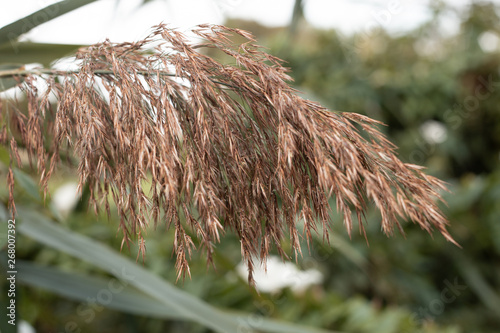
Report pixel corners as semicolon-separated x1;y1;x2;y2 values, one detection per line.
0;24;457;284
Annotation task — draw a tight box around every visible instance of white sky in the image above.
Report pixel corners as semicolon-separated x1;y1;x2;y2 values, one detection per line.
0;0;498;45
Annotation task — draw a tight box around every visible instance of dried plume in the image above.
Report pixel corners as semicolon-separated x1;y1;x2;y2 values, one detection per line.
0;24;457;284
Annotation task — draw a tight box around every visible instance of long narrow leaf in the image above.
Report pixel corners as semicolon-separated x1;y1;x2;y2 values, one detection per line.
0;43;80;66
16;260;185;319
451;250;500;316
17;208;238;333
13;168;42;202
17;208;340;333
0;0;99;46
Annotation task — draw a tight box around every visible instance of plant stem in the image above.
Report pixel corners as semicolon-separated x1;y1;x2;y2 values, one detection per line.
0;68;176;78
0;68;238;90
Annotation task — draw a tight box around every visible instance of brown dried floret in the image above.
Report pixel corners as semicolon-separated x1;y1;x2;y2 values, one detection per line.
0;24;457;285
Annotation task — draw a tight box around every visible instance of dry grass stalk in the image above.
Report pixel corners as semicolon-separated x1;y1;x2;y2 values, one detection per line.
0;24;457;284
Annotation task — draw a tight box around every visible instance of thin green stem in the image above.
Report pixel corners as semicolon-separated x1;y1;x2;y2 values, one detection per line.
0;68;175;78
0;68;239;90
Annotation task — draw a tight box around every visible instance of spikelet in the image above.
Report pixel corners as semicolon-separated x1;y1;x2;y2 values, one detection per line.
0;24;457;284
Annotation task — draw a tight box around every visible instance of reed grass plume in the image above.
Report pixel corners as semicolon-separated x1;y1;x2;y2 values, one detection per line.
0;24;457;284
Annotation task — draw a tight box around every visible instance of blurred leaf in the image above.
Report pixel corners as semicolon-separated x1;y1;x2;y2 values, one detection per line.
13;168;41;202
17;209;237;333
446;176;485;212
0;203;8;221
16;260;185;319
0;43;80;67
17;208;340;333
451;250;500;316
0;204;9;249
289;0;304;37
0;64;24;92
0;146;10;166
329;233;368;270
374;310;407;333
0;0;99;46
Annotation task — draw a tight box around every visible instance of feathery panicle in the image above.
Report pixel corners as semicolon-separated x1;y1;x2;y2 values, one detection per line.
0;24;457;284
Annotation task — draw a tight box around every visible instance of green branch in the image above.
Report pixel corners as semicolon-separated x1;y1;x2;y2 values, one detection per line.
0;68;176;78
0;0;99;46
0;68;239;90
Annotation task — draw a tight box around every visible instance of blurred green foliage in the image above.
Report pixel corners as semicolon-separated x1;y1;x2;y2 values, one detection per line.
224;1;500;332
1;1;500;333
